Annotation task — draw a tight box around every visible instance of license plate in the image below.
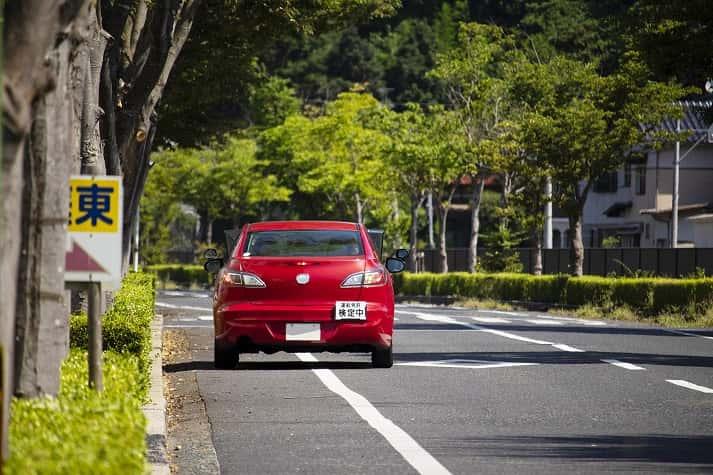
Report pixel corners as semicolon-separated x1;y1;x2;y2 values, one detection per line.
335;301;367;321
285;323;321;341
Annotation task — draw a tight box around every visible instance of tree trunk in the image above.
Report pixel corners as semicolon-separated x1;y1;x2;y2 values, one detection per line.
568;211;585;277
467;173;486;273
355;192;363;224
118;0;201;274
391;197;402;249
437;205;449;274
1;0;82;458
532;228;543;276
206;217;214;245
408;193;420;272
14;40;75;398
436;184;458;274
78;4;109;175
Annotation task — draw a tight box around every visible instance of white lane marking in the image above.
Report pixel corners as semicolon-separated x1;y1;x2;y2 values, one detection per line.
480;310;525;316
552;344;585;352
197;316;213;321
472;317;509;324
396;359;538;370
601;359;645;371
398;311;553;345
536;315;607;326
296;353;452;475
578;320;607;326
164;291;187;297
525;319;564;326
666;380;713;394
663;329;713;341
164;324;211;328
155;302;211;312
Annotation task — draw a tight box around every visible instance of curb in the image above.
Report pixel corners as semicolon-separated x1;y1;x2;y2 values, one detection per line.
143;314;169;475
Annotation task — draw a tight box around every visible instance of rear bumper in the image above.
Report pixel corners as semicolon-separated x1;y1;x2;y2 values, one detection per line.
215;301;393;352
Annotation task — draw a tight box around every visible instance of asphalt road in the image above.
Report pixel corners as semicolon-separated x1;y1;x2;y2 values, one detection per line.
158;289;713;475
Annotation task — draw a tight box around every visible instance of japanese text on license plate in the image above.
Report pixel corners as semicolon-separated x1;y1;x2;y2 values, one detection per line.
335;301;367;320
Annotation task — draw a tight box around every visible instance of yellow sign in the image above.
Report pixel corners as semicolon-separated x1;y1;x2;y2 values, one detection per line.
68;177;120;232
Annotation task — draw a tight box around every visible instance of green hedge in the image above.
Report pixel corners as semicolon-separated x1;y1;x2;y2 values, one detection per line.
394;272;713;318
6;349;147;474
145;264;211;288
70;271;156;399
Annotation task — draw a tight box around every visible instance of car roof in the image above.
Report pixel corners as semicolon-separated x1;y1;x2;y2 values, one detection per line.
247;220;360;231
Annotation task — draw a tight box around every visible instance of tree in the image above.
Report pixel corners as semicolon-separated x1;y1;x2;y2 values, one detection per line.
429;22;516;273
512;55;686;275
376;104;440;270
628;0;713;87
2;0;399;461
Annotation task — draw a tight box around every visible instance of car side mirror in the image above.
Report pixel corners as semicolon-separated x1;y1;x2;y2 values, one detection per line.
204;258;223;274
204;248;219;259
394;249;409;261
385;257;406;274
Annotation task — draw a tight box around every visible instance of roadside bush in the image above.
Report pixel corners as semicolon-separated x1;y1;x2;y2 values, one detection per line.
6;349;147;474
611;278;653;312
70;271;155;398
395;272;713;319
651;279;698;316
145;264;211;288
565;276;615;307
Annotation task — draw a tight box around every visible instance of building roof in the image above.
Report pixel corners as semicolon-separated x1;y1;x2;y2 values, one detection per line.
640;202;712;219
657;100;713;142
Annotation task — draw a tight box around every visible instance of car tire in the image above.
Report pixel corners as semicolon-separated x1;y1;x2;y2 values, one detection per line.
214;342;239;369
371;345;393;368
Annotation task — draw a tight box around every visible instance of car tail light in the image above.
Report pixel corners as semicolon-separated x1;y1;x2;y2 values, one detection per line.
221;271;266;288
340;268;386;288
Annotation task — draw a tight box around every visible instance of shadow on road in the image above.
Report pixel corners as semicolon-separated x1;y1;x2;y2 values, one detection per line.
395;323;713;338
395;351;713;368
164;360;372;373
436;434;713;468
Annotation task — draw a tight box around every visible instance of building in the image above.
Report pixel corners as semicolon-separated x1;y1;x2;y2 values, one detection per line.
573;101;713;248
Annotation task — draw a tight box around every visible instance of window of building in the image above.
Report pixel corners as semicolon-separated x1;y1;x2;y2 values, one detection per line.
593;171;618;193
634;166;646;195
623;161;631;187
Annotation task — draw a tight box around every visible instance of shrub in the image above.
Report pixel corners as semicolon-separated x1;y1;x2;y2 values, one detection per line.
145;264;211;288
6;350;147;475
395;272;713;319
651;279;698;315
70;271;155;398
611;278;654;313
564;276;615;307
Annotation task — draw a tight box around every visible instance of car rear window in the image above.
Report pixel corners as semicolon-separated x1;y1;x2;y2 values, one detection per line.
243;230;364;257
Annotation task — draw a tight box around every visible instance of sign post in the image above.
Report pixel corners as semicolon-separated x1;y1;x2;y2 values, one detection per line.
65;175;123;390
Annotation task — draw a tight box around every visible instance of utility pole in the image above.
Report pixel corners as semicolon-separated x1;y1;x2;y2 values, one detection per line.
544;177;553;249
672;119;681;248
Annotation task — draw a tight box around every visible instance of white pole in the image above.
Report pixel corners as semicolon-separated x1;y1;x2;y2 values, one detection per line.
427;192;435;249
672;119;680;248
544;176;553;249
133;207;140;272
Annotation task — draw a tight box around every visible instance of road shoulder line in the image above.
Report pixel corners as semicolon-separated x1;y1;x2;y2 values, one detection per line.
297;353;452;475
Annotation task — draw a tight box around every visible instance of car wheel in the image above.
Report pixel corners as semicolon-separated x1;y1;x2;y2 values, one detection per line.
371;345;393;368
214;341;239;369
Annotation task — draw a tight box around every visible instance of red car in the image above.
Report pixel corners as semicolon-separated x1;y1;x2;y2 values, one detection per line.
204;221;407;369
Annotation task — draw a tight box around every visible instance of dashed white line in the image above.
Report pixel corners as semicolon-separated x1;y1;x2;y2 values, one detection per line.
601;359;645;371
552;344;585;353
472;317;510;324
155;302;211;312
663;329;713;341
481;310;525;317
666;380;713;394
297;353;452;475
526;319;564;326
